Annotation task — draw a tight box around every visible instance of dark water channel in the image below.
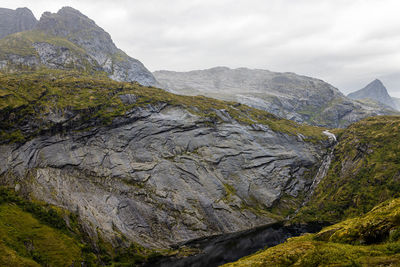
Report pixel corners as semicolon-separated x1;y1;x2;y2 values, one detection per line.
145;222;323;267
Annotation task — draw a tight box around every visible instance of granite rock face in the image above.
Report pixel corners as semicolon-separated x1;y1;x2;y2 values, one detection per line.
0;7;37;39
348;79;397;110
0;104;329;248
154;67;397;128
0;7;156;86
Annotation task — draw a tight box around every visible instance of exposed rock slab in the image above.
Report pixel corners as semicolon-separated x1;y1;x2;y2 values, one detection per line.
0;104;327;248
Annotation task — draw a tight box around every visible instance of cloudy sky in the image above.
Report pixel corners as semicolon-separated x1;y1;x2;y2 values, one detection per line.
2;0;400;95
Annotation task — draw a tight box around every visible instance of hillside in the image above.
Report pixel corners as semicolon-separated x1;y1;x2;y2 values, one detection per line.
296;115;400;224
0;7;156;86
154;67;397;128
224;197;400;266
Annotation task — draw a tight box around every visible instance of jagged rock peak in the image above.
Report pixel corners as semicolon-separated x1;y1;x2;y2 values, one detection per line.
348;79;397;109
36;6;117;54
0;7;37;39
33;6;156;86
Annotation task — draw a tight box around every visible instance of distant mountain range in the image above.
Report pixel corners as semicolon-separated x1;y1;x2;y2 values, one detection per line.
0;7;156;86
154;67;398;128
348;79;398;110
0;7;397;128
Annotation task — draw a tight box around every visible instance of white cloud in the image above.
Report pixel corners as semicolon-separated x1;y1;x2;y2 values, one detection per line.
1;0;400;95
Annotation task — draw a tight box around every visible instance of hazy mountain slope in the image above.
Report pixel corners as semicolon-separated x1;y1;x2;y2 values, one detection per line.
154;67;397;128
224;197;400;267
0;7;156;86
0;70;331;249
394;97;400;110
0;7;37;39
348;79;397;109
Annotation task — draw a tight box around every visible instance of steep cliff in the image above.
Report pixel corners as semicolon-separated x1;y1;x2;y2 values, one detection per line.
154;67;397;128
0;70;331;250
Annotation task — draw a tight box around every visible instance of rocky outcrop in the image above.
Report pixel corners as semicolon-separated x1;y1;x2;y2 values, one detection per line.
348;79;397;110
0;103;328;248
0;7;37;39
0;6;156;86
154;67;397;128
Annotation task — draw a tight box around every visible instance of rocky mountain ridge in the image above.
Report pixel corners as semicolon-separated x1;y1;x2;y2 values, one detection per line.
348;79;397;110
0;7;37;39
154;67;397;128
0;7;156;86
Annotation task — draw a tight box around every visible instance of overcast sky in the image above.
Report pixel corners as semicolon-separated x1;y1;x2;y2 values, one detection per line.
2;0;400;96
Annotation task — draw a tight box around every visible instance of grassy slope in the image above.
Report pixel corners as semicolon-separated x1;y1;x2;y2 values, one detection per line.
224;198;400;267
0;69;327;144
296;116;400;224
0;30;87;58
0;187;181;266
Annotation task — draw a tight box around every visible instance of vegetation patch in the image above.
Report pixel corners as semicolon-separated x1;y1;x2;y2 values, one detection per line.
295;115;400;224
0;187;178;266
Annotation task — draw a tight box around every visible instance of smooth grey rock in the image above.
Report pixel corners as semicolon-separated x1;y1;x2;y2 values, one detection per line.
0;104;328;248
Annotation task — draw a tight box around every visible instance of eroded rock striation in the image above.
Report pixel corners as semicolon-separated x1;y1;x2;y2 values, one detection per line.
0;103;329;248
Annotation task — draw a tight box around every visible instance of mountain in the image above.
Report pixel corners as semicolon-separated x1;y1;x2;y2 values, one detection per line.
0;70;331;257
0;7;156;86
154;67;397;128
0;7;37;39
348;79;397;109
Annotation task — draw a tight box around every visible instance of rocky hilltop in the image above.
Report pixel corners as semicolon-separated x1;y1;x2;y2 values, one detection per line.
154;67;397;128
0;7;37;39
0;7;156;86
348;79;398;110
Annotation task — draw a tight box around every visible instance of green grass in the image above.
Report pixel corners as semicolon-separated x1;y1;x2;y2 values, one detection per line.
0;30;87;57
0;69;327;144
223;198;400;267
0;187;181;266
295;115;400;224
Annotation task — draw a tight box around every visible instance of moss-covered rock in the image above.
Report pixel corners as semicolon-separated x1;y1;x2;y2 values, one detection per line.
296;115;400;224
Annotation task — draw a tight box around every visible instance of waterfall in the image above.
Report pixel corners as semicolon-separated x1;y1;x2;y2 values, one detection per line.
296;131;337;211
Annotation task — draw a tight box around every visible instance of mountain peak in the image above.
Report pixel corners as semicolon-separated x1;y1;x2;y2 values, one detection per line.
348;79;397;109
0;6;156;86
0;7;37;39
